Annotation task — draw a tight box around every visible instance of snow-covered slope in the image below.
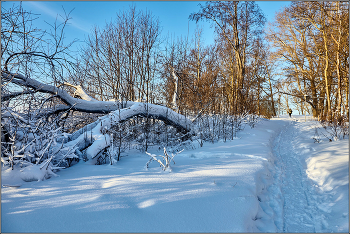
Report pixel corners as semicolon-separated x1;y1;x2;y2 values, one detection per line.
292;117;349;232
1;115;348;232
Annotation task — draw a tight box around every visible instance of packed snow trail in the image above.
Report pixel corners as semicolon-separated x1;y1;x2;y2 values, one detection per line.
272;118;327;232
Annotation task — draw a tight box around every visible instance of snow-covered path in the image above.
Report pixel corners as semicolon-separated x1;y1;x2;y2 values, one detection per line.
273;119;321;232
270;116;348;232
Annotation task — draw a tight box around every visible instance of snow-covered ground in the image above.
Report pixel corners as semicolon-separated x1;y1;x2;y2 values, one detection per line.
1;115;348;232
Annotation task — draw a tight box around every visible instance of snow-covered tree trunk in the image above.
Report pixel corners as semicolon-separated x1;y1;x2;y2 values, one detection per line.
171;69;179;112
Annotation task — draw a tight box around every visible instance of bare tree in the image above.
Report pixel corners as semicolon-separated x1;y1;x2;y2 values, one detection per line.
267;1;349;120
190;1;266;114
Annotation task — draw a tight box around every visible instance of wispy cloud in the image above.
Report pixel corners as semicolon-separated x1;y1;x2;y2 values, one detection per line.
28;1;91;33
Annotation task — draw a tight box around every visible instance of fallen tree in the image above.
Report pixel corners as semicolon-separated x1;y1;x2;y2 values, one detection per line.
66;102;192;164
2;71;193;165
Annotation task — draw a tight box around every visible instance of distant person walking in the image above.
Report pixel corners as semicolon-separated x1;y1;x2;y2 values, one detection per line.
288;108;292;118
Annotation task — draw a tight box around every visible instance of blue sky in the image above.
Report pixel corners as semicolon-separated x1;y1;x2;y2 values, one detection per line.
3;1;291;52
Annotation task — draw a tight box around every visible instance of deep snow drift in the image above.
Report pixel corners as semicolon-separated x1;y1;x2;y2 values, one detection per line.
1;115;348;232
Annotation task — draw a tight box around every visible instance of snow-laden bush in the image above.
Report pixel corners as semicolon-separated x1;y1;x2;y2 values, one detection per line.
191;112;254;143
312;115;349;143
145;148;183;171
20;157;59;182
322;115;349;141
245;114;260;129
1;108;79;172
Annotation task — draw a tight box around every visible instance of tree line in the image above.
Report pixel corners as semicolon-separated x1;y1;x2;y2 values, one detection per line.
1;1;349;133
67;1;348;122
61;2;275;120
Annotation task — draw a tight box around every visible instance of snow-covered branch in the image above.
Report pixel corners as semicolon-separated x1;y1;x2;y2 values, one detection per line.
2;71;132;113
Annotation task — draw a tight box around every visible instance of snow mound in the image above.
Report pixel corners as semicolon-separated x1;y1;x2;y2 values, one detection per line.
306;140;348;192
20;158;58;182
